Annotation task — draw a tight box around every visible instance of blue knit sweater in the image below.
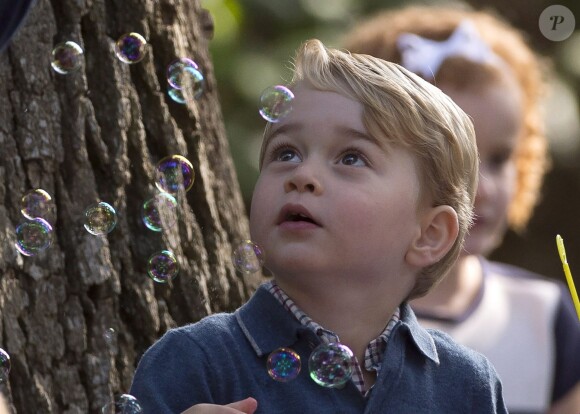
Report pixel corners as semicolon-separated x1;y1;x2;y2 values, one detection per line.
130;284;507;413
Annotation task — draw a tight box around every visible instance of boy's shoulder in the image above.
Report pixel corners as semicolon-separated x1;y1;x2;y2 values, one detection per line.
426;326;498;382
428;327;485;360
399;303;497;374
168;311;238;342
159;283;296;352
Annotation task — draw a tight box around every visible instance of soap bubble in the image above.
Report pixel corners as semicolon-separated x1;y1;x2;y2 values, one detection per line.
166;58;205;99
83;202;118;235
114;32;147;64
309;343;354;388
0;348;10;383
20;188;56;222
51;41;83;74
232;240;264;274
101;394;143;414
267;347;301;382
155;155;195;194
141;192;178;232
166;58;198;87
167;85;186;104
15;218;53;256
147;250;179;283
259;85;294;122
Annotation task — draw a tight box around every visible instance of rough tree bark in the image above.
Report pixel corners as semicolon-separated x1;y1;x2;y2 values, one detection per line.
0;0;260;412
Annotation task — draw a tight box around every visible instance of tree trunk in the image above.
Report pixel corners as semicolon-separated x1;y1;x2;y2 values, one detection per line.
0;0;259;412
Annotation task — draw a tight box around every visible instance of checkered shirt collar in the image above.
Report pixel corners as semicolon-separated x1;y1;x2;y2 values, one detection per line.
266;280;400;396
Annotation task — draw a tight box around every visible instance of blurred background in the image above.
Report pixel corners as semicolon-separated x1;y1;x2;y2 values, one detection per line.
201;0;580;284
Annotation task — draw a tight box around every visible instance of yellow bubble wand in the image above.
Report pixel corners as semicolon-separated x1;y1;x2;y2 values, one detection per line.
556;235;580;321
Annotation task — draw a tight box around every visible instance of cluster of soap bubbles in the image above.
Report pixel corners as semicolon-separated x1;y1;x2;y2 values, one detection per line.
0;348;10;383
15;189;56;256
48;32;270;280
15;188;123;256
15;189;121;256
258;85;294;123
101;394;143;414
50;34;206;105
51;33;148;75
141;154;200;283
12;154;201;287
267;342;354;388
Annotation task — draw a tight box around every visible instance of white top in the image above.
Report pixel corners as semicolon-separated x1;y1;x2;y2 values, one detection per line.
416;257;580;414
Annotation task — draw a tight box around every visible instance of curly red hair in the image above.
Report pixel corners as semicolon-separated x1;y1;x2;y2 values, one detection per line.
344;5;549;231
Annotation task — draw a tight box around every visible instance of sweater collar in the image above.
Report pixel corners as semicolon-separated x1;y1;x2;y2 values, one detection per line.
235;283;439;364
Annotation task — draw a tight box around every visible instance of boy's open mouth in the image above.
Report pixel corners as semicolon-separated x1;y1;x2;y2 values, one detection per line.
277;204;321;226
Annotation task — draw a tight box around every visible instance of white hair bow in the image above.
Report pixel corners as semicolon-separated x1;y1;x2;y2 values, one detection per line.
396;20;501;79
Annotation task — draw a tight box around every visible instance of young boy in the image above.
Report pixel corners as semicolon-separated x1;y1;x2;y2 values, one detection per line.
130;39;506;413
343;7;580;413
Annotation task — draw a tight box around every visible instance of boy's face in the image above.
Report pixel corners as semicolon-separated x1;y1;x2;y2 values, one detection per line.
249;82;426;282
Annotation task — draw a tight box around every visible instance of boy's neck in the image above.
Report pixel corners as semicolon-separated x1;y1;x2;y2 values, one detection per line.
274;272;408;368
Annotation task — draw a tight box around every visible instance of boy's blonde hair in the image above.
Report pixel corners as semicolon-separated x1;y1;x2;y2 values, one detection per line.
343;6;548;231
260;39;479;299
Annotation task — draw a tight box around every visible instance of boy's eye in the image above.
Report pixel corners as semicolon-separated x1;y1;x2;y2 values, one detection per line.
341;152;366;166
277;148;300;162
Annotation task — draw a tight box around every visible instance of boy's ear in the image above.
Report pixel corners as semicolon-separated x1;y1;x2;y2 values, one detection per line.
405;205;459;268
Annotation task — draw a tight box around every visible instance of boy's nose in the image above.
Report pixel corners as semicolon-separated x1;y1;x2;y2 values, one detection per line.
284;165;323;194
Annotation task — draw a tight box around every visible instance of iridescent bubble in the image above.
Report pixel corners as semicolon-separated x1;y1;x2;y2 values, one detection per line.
114;32;147;64
166;58;198;87
232;240;264;274
259;85;294;122
101;394;143;414
51;41;83;74
155;155;195;194
309;343;354;388
83;202;118;235
147;250;179;283
20;188;56;222
141;193;178;232
15;218;53;256
0;348;10;383
267;347;301;382
167;85;186;104
166;58;205;99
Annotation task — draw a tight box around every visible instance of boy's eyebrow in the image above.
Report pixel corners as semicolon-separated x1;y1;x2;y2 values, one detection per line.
334;125;379;145
264;123;378;149
262;123;303;150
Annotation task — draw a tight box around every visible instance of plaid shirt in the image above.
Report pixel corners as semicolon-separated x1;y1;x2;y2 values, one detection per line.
267;280;400;397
